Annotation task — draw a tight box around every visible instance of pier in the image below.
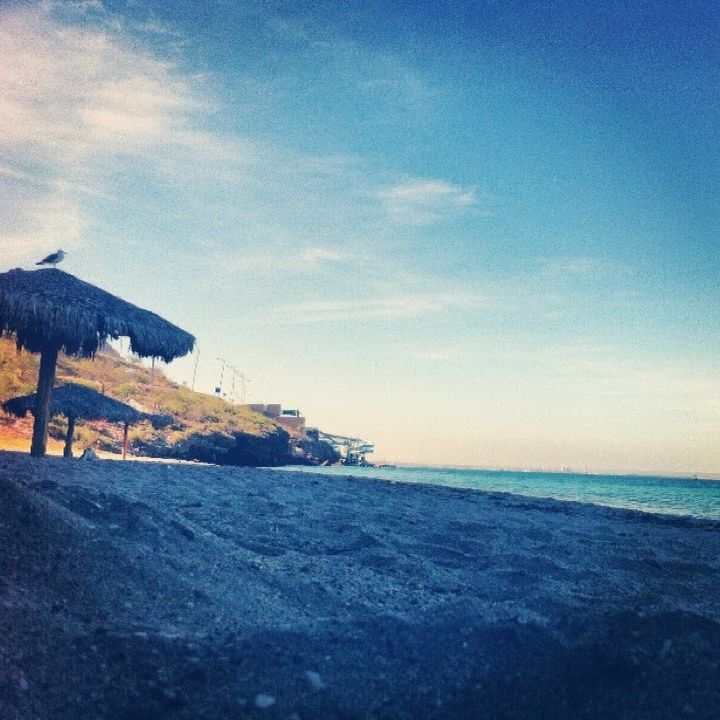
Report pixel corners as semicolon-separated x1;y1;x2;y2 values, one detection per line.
317;431;375;466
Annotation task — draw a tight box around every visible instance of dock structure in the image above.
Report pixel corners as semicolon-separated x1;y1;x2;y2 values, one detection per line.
316;431;374;466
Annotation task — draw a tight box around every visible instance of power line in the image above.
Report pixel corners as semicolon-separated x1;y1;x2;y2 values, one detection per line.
215;358;250;403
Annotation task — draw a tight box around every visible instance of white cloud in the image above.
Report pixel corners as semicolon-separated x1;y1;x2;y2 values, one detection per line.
0;192;86;267
538;256;633;277
0;163;36;183
46;0;105;13
298;247;344;265
202;245;347;276
0;2;442;272
0;8;202;156
377;179;479;225
0;1;493;297
0;2;233;265
266;18;436;113
276;291;487;323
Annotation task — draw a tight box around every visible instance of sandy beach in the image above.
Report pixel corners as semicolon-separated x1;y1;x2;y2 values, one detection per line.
1;450;719;719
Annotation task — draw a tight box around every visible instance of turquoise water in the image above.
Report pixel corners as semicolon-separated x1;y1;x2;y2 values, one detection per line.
280;465;720;520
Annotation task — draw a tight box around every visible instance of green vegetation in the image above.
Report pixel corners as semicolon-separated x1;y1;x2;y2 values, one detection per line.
0;336;301;464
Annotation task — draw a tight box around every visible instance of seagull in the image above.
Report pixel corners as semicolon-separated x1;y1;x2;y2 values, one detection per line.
36;249;66;267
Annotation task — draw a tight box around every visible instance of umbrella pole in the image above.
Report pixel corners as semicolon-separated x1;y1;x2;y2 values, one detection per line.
122;422;129;460
30;343;59;458
63;416;76;458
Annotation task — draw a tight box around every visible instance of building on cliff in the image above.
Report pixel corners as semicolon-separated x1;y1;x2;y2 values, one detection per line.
246;404;306;432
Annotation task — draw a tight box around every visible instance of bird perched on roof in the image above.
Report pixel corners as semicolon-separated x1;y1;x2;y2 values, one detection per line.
36;249;66;267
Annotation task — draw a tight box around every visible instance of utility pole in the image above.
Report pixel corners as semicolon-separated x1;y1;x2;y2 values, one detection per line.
238;372;250;404
215;358;250;403
229;365;238;404
216;357;227;398
191;345;200;391
228;365;250;404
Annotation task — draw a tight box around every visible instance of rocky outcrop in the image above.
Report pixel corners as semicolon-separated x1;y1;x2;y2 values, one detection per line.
293;435;341;466
133;427;344;468
133;427;293;467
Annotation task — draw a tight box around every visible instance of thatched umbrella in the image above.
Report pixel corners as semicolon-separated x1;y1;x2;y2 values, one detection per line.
2;383;172;459
0;268;194;456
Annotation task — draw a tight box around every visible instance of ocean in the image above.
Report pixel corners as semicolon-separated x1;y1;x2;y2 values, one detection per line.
280;465;720;520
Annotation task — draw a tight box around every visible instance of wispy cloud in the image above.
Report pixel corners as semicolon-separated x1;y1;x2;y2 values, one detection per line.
0;190;87;265
377;179;479;225
200;245;347;276
538;256;634;277
275;291;487;323
265;18;436;113
0;2;236;265
0;6;206;159
0;163;36;183
0;1;493;301
0;2;450;271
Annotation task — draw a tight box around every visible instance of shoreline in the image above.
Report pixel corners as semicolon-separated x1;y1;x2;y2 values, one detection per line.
1;450;719;718
276;463;720;523
366;462;720;483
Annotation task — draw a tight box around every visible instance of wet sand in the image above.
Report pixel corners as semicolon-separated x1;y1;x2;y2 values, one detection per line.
1;450;719;719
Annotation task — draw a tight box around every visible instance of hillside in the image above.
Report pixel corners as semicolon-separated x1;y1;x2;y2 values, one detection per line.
0;337;334;465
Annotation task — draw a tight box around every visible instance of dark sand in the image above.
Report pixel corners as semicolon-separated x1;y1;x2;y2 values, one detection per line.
1;451;719;719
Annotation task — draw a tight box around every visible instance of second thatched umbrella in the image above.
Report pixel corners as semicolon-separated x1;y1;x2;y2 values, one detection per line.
3;383;171;459
0;268;195;457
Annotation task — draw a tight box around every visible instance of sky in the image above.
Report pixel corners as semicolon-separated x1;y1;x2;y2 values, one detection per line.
1;0;718;474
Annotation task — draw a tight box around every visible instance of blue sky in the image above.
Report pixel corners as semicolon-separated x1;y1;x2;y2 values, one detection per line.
1;0;718;473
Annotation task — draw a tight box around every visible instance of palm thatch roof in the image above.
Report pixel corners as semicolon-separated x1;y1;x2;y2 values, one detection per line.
2;383;170;428
0;268;195;362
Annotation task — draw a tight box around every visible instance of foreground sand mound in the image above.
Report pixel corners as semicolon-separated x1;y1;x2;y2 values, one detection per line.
1;451;719;719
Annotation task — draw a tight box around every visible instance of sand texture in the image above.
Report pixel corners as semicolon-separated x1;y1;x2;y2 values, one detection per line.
1;451;719;719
